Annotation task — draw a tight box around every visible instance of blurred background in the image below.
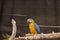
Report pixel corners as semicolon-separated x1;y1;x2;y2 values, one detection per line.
0;0;60;40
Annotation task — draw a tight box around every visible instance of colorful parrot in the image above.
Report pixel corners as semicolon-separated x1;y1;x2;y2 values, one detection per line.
27;18;40;34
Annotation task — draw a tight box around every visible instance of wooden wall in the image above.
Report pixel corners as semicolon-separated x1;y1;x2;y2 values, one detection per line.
0;0;60;26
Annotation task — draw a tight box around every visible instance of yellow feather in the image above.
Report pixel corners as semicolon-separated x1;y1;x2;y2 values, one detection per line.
29;22;37;34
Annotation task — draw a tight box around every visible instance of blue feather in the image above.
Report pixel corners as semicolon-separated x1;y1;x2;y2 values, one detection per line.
34;23;40;34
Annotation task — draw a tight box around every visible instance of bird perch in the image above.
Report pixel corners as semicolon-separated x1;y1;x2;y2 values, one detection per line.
25;32;60;39
8;19;17;40
15;32;60;40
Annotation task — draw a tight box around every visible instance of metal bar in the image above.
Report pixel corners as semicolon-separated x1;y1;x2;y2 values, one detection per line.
2;14;27;16
39;25;60;28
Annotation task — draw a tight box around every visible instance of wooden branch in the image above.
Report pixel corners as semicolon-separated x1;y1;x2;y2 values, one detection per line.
14;32;60;40
8;19;17;40
25;32;60;39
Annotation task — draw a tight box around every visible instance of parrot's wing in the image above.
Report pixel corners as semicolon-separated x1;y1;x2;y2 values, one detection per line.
34;23;40;34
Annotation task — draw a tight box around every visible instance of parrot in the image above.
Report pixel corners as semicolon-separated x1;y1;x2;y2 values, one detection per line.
27;18;40;34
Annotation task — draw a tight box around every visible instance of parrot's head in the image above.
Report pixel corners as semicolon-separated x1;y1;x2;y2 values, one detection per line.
27;18;34;23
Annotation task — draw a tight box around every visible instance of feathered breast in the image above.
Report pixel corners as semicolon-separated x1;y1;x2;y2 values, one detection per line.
29;22;37;34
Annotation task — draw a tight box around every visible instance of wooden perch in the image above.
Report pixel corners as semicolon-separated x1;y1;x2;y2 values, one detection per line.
8;19;17;40
14;32;60;40
4;19;60;40
25;32;60;39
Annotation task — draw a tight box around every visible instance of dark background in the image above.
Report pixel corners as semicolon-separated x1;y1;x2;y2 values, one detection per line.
0;0;60;40
0;0;60;26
